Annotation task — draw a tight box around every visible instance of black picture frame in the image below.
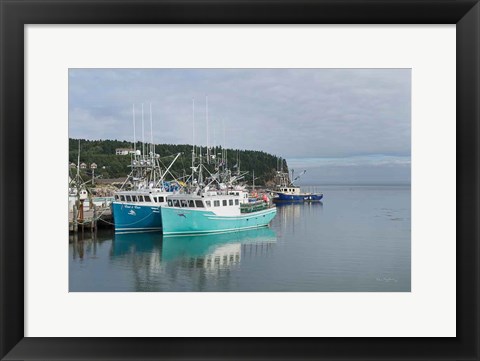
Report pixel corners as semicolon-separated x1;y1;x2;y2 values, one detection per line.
1;1;478;360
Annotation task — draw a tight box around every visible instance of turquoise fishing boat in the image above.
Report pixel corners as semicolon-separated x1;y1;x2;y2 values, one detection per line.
161;190;277;236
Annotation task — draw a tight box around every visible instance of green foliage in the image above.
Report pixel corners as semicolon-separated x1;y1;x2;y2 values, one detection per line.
69;138;288;186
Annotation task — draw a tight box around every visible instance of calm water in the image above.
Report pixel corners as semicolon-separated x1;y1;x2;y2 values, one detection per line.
69;186;411;292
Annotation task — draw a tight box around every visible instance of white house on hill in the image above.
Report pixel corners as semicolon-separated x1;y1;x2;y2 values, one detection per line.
115;148;135;155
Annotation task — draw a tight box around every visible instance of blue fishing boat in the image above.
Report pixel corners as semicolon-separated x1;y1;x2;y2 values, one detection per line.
275;187;324;202
272;169;323;203
112;157;182;233
112;104;182;233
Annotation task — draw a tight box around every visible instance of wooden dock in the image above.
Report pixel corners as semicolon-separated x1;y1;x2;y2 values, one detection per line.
69;206;113;233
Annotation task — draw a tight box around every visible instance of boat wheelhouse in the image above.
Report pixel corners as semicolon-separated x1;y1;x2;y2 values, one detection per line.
112;189;170;233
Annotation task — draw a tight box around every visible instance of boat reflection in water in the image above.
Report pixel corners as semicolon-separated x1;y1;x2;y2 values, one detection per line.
110;227;277;291
274;201;323;233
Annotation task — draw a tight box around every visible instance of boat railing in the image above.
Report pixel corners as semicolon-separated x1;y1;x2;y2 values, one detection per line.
240;200;269;213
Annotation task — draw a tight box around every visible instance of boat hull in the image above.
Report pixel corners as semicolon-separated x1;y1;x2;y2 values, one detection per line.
161;206;277;236
112;202;162;233
273;193;323;202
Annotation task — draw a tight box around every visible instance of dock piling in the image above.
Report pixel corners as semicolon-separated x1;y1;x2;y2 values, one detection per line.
73;205;78;233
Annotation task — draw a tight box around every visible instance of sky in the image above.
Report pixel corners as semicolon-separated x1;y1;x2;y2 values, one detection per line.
69;68;411;185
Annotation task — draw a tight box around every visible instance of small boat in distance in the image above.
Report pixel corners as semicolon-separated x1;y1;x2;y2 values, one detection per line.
272;169;323;203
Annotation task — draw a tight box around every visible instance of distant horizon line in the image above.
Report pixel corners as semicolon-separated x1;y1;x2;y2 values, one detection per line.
297;183;411;187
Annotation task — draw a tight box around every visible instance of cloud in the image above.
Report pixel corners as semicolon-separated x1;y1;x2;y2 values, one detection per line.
69;68;411;183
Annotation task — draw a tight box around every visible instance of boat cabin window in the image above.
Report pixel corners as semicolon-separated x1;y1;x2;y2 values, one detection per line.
235;199;239;205
205;201;211;207
173;200;180;207
222;200;227;206
181;200;188;207
168;200;173;206
115;195;119;201
124;195;130;202
188;200;195;208
120;195;125;201
195;200;204;208
214;200;220;207
229;199;233;206
158;197;164;203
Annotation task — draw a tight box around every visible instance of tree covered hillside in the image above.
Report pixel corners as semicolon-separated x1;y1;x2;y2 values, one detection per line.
69;138;288;186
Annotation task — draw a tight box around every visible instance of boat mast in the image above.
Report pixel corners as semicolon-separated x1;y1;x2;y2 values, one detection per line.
199;148;203;186
141;103;145;157
206;96;209;164
213;117;216;169
253;169;255;191
150;103;154;156
191;98;195;185
132;104;136;158
224;119;227;169
77;139;80;180
150;103;155;184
